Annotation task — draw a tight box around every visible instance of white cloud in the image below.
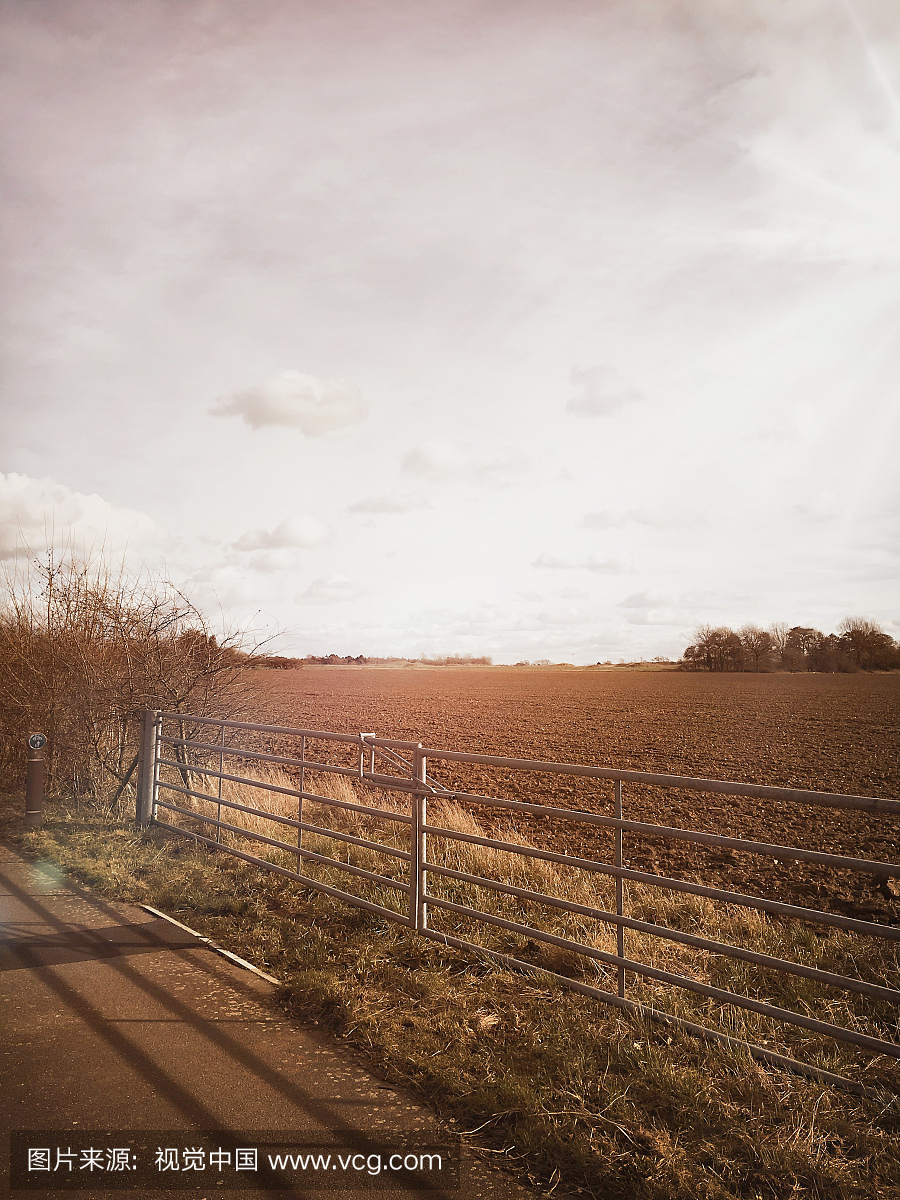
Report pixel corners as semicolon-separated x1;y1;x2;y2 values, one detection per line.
533;551;632;573
211;371;368;434
616;589;743;626
582;507;701;530
0;471;163;561
516;586;591;601
234;515;329;551
535;606;584;626
347;492;429;513
296;573;365;605
567;365;643;418
180;562;279;612
794;493;840;523
402;439;527;484
618;589;739;610
236;549;304;575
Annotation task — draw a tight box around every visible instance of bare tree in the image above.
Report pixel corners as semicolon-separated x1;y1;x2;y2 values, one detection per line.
681;617;898;674
768;622;790;667
686;625;743;671
783;626;822;671
738;624;772;672
837;617;898;671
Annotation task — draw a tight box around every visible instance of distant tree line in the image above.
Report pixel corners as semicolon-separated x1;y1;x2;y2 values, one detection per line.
418;654;493;666
250;653;493;669
250;654;369;668
680;618;900;672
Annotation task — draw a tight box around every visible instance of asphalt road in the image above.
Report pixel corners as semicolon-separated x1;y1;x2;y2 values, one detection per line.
0;843;546;1200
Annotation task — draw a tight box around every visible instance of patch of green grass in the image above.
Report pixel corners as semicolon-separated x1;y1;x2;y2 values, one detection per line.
4;788;900;1200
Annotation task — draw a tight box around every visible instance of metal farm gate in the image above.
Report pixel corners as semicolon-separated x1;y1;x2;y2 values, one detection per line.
134;709;900;1093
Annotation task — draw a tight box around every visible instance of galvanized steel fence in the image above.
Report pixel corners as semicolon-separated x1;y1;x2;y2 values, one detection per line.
135;709;900;1092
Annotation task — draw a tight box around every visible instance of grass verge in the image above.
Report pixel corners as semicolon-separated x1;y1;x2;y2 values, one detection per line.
3;786;899;1200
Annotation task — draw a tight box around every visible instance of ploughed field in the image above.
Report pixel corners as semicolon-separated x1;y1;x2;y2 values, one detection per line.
244;666;900;924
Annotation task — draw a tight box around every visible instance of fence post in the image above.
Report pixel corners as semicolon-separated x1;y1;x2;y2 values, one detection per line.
23;733;46;829
615;779;626;998
215;723;225;843
409;745;427;931
358;733;377;779
135;709;159;826
297;735;306;856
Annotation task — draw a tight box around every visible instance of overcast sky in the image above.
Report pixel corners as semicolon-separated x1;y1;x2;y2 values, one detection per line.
1;0;898;663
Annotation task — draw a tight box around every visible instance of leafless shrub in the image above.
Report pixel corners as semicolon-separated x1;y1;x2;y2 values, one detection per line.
0;542;257;800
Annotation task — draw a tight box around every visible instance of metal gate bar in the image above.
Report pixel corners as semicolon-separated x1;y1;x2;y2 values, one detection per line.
418;928;875;1093
135;709;900;1091
154;819;409;924
422;820;900;941
423;894;900;1057
423;862;900;1003
155;800;408;893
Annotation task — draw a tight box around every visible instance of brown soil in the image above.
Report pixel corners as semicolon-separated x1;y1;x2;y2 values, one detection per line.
244;666;900;924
